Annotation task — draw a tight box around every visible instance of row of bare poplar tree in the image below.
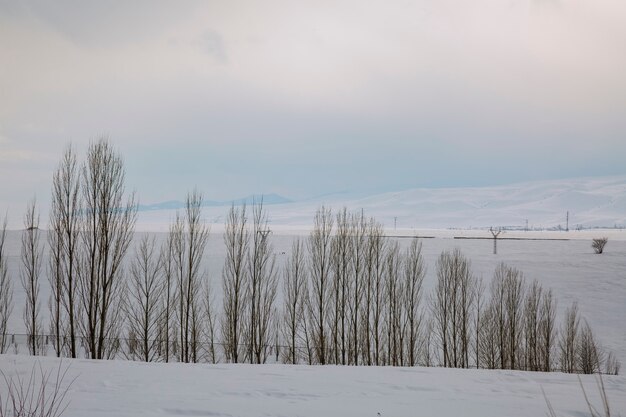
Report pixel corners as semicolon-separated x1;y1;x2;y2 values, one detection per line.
0;138;619;375
274;209;619;375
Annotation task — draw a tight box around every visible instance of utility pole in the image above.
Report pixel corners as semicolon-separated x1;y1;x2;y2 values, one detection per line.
490;227;502;255
394;217;397;230
566;211;569;232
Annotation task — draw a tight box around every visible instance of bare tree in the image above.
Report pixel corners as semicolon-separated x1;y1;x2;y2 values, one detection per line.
48;195;64;357
578;320;601;374
21;198;44;355
384;241;403;366
523;280;542;371
125;235;164;362
478;305;498;369
592;238;608;254
421;318;435;367
432;249;474;368
364;219;386;366
457;254;476;368
79;138;137;359
50;145;81;358
203;282;217;363
559;301;580;373
169;212;185;362
538;288;557;372
0;215;12;354
158;227;176;362
282;238;307;364
432;251;452;367
221;204;249;363
403;238;425;366
504;265;524;370
348;210;366;365
307;206;333;365
174;190;210;363
490;263;524;369
473;276;485;369
330;208;351;365
245;199;277;364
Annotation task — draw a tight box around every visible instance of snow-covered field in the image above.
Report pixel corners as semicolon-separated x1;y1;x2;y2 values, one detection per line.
3;229;626;366
2;176;625;417
1;354;625;417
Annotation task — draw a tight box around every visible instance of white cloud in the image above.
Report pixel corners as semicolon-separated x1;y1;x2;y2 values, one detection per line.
0;0;625;207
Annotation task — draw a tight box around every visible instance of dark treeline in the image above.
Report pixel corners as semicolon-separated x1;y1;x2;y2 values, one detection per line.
0;138;620;376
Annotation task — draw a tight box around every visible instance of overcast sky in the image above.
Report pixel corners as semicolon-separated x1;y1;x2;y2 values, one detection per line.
1;0;625;216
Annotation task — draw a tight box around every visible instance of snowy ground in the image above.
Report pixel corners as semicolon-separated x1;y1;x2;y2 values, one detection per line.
0;354;624;417
7;230;626;365
3;229;626;366
2;177;626;416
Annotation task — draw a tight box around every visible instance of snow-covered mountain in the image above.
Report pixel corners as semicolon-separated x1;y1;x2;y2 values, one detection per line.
135;176;626;231
328;175;626;230
137;193;292;212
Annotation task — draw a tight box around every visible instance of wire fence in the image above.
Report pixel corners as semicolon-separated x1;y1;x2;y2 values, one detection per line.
1;332;617;375
1;333;294;364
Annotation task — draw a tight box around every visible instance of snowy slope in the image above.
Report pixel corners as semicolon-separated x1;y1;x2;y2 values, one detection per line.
0;355;624;417
132;176;626;231
342;176;626;230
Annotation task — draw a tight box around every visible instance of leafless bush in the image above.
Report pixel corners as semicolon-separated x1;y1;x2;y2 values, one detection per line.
592;238;608;254
0;362;74;417
544;375;612;417
604;352;620;376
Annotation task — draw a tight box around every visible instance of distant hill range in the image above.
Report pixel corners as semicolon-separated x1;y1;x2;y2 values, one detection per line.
310;175;626;229
136;176;626;230
137;193;292;212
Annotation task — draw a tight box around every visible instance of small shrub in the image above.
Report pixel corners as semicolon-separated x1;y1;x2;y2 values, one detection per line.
0;362;74;417
592;238;608;254
605;352;621;376
544;375;612;417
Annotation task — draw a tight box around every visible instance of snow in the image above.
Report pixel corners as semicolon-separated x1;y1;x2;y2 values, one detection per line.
3;231;626;366
0;355;624;417
130;175;626;232
2;176;625;416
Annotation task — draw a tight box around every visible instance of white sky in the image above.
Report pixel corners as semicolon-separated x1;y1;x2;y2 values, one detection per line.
1;0;625;217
